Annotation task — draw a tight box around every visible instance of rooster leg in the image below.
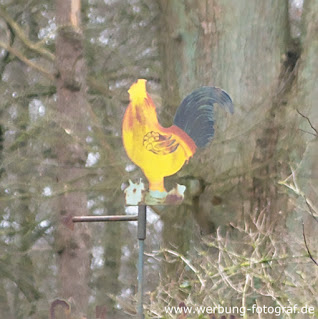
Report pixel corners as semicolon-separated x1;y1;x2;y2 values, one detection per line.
148;178;166;193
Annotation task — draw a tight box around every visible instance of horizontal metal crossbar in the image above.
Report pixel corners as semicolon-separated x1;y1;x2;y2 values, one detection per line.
72;215;138;223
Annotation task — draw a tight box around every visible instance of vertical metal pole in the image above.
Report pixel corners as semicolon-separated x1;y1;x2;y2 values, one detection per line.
137;205;147;319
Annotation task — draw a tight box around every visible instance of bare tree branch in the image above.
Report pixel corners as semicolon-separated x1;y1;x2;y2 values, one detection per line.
0;17;14;74
302;222;318;266
278;166;318;219
0;40;55;81
296;108;318;136
305;200;318;223
0;6;55;61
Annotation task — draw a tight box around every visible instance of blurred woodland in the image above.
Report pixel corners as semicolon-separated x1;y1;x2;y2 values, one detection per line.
0;0;317;318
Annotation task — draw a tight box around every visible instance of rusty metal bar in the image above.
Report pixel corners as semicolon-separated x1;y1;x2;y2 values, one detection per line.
72;215;138;223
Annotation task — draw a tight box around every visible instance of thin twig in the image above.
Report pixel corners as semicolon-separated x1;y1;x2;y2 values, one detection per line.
302;222;318;266
242;274;250;319
159;249;205;288
299;129;317;137
0;40;54;81
296;109;318;136
278;166;318;219
305;200;318;223
0;6;55;61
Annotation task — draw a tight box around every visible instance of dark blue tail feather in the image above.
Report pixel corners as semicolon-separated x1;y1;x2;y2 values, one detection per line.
173;87;233;148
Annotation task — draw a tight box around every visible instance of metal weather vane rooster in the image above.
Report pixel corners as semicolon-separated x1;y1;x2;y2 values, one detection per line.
122;79;233;205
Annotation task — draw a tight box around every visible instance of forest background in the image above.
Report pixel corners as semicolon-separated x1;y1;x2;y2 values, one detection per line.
0;0;317;318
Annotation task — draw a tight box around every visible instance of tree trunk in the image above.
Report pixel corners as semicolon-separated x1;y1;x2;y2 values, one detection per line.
293;0;318;274
297;0;318;135
55;0;91;315
157;0;293;252
96;215;123;317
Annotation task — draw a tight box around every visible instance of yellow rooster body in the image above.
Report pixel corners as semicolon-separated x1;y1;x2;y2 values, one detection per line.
122;79;196;192
122;79;233;193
